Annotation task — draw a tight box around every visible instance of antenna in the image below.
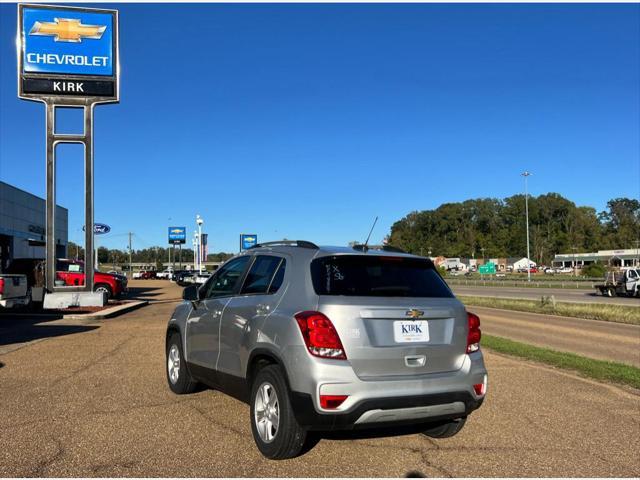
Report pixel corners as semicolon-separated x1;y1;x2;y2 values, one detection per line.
363;216;379;251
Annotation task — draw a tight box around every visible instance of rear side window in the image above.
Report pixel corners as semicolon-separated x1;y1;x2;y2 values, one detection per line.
268;260;286;294
311;255;453;298
241;256;285;294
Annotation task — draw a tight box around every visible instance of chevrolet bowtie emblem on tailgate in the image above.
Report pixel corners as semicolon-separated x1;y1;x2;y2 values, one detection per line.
29;18;106;43
406;309;424;319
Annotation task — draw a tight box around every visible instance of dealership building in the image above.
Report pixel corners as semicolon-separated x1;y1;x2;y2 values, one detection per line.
0;181;68;270
553;249;640;268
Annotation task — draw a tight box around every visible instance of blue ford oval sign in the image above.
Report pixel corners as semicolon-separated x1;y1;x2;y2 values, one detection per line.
94;223;110;234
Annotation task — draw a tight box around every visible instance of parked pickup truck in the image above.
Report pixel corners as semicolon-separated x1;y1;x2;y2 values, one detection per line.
156;269;174;280
0;273;30;309
133;270;156;280
594;269;639;298
56;259;127;300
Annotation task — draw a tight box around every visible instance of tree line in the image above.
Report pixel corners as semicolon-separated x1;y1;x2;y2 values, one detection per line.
67;243;234;268
387;195;639;265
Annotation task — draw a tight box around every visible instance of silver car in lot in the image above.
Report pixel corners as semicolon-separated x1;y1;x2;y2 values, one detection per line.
166;241;487;459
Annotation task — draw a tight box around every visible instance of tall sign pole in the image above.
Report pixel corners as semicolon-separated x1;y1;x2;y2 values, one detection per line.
18;4;119;298
168;227;186;273
522;171;532;283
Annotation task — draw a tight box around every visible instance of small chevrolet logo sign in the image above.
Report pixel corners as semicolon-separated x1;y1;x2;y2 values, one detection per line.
406;309;424;319
29;18;106;43
170;229;183;234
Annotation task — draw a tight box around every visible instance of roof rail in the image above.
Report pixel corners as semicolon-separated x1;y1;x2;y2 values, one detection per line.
249;240;319;250
352;244;407;254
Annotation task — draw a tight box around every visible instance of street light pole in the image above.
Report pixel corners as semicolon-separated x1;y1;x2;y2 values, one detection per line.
196;214;204;273
522;171;532;283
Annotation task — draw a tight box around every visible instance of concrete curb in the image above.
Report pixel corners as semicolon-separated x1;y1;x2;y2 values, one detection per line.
62;300;149;320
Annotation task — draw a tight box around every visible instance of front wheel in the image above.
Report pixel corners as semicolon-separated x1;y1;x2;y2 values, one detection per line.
94;283;112;301
166;332;198;394
422;417;467;439
250;364;307;460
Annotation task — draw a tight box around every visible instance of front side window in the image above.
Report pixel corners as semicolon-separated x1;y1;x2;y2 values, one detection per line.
311;255;453;298
203;256;250;299
241;256;285;295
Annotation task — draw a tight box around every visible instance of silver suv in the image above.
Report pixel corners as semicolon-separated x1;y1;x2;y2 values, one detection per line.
166;241;487;459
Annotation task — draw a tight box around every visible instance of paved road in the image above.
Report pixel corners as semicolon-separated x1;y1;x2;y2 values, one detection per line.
467;306;640;367
1;281;639;477
452;284;640;306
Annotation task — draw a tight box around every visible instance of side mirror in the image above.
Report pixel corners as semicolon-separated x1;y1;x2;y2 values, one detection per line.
182;285;199;301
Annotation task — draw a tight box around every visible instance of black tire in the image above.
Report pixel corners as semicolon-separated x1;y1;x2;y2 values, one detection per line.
166;332;198;394
94;283;112;301
422;417;467;439
606;287;615;298
249;364;307;460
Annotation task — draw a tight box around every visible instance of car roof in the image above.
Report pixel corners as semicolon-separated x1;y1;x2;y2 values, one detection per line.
246;244;422;260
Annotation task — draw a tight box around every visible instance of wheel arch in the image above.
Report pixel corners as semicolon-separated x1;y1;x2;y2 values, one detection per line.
246;348;292;392
166;323;182;345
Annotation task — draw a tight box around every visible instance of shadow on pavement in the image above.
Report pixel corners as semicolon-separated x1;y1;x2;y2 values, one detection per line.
0;314;99;347
318;423;430;441
127;284;184;304
127;286;163;297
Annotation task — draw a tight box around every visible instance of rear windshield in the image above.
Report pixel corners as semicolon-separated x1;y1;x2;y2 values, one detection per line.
311;255;453;298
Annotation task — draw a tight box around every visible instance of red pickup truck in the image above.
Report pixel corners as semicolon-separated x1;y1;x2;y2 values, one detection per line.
56;259;126;300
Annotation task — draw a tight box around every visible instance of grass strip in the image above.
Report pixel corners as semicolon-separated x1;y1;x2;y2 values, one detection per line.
482;334;640;390
447;279;594;290
459;295;640;326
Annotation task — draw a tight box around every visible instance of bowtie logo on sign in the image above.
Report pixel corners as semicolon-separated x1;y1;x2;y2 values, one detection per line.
30;18;106;42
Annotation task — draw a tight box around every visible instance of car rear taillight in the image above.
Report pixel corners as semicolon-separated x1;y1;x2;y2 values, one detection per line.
473;383;486;396
0;278;4;295
466;312;481;353
295;311;347;360
320;394;348;409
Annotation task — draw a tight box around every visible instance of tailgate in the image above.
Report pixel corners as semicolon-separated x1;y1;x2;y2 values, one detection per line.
319;297;468;379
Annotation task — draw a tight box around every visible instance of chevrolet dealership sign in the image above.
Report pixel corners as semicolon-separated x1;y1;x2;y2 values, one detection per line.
18;4;119;101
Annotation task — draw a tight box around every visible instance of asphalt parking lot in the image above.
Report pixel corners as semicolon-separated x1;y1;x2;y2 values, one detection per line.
1;281;639;477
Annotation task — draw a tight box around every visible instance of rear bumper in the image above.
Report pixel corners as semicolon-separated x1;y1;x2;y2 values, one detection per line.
0;296;30;308
290;390;483;431
282;346;487;431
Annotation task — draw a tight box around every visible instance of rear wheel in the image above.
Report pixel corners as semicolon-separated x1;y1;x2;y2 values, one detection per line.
606;287;615;298
250;364;307;459
422;417;467;439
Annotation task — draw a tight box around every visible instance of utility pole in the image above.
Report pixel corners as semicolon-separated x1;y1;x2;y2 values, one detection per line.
522;171;532;282
128;232;132;279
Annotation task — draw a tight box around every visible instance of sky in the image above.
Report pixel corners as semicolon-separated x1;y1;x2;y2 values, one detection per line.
1;2;639;253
